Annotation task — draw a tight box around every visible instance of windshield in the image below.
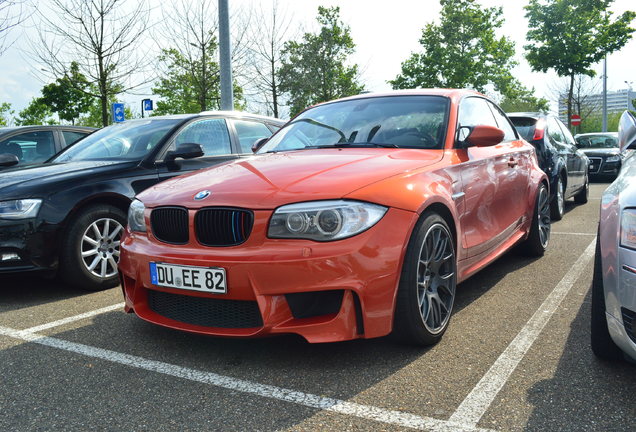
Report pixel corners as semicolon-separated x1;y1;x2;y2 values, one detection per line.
52;119;182;163
575;134;619;149
259;95;449;153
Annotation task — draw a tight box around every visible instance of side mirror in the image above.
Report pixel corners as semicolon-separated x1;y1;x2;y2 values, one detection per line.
0;153;19;167
165;143;204;164
619;111;636;153
251;137;268;153
459;125;505;148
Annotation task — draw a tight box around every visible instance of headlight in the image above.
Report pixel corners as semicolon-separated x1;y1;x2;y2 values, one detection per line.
0;199;42;219
606;155;621;163
268;200;387;241
621;209;636;250
128;199;147;232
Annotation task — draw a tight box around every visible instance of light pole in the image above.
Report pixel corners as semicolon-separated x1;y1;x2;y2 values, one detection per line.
218;0;233;110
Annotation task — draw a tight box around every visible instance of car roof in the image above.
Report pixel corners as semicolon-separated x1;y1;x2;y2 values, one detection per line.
0;125;97;134
124;111;285;125
574;132;618;137
506;112;549;119
308;89;485;109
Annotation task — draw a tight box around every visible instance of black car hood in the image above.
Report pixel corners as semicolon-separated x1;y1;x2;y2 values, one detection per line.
580;148;620;157
0;160;139;197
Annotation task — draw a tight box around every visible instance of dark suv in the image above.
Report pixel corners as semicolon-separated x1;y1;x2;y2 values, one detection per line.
507;112;589;220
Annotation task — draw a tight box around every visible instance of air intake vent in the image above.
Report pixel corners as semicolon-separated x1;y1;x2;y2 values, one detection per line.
147;290;263;328
195;208;253;246
622;307;636;344
151;207;189;244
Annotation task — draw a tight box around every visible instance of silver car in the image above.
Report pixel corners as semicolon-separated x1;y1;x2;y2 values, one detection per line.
592;110;636;361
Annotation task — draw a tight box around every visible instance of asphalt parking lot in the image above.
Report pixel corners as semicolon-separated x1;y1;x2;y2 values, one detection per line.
1;181;634;432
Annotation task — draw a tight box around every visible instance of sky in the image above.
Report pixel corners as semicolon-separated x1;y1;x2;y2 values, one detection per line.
0;0;634;119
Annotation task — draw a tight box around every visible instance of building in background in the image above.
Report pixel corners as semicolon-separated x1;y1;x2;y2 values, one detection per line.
558;88;636;124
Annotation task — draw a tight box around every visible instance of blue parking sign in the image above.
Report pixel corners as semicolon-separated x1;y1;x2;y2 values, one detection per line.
143;99;153;111
112;103;125;123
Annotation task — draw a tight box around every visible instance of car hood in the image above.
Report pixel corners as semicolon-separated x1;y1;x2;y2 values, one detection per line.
580;148;620;157
0;160;138;198
139;148;443;209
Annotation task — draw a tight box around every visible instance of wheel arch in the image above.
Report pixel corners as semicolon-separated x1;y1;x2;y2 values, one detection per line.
60;193;131;236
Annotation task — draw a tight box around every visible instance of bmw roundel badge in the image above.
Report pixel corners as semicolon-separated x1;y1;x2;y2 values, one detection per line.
194;190;211;201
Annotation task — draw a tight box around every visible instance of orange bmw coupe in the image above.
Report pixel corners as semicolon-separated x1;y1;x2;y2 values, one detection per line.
119;90;550;345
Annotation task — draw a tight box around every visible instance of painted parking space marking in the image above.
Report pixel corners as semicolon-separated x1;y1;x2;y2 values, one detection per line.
448;239;596;426
23;303;125;333
0;325;494;432
551;231;596;236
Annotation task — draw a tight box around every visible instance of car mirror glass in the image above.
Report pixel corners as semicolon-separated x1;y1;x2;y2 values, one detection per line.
0;153;19;167
619;111;636;153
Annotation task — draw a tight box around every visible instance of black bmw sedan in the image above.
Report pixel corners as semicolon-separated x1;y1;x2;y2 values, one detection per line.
0;112;284;290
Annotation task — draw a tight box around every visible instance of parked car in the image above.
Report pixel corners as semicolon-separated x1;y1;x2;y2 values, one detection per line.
119;90;550;346
0;111;284;290
574;132;622;180
508;112;589;221
591;111;636;362
0;125;95;169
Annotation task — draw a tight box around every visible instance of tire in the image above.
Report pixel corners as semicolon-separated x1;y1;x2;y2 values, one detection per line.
550;176;565;221
591;234;623;360
59;204;126;291
574;173;589;204
520;183;550;257
393;211;457;346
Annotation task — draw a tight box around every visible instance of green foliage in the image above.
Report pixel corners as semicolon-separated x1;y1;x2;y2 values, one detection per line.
278;6;364;117
0;102;13;126
525;0;635;125
14;98;57;126
40;62;93;125
499;86;551;113
153;41;245;115
390;0;518;97
578;111;623;133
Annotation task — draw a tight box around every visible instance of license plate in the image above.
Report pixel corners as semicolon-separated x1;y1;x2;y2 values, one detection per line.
149;262;226;293
590;164;597;170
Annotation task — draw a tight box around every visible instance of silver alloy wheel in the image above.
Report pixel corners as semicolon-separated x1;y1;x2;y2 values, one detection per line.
416;223;456;334
538;186;551;247
557;178;564;216
80;217;123;279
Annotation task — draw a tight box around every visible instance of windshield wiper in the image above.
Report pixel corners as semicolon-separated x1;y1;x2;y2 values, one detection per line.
290;118;347;142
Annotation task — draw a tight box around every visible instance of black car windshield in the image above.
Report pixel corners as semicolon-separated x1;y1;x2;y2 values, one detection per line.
52;119;182;162
259;95;449;153
575;134;619;149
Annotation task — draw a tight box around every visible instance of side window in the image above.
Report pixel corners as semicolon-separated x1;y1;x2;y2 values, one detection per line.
546;117;565;145
458;97;498;128
174;119;231;156
487;103;517;142
0;130;55;164
556;120;576;146
233;120;274;153
62;131;88;147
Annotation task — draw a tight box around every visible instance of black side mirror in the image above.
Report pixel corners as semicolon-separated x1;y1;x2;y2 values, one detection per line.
252;137;268;153
0;153;19;167
165;143;204;164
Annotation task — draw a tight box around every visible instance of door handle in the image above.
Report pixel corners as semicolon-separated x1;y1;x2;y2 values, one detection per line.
508;157;518;168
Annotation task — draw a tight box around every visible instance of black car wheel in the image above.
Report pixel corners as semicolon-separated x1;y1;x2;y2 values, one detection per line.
574;173;589;204
550;176;565;221
60;204;126;291
393;211;457;346
520;183;550;257
591;235;623;360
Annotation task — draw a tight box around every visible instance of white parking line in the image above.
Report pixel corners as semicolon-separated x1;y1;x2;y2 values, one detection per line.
0;325;494;432
551;231;596;236
448;238;596;426
23;303;125;333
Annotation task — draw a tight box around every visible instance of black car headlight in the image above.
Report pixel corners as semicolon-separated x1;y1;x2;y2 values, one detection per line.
268;200;387;241
128;199;147;232
0;199;42;219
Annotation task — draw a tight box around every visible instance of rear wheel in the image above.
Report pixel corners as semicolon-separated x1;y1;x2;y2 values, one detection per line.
591;235;623;360
550;176;565;221
574;173;589;204
59;204;126;291
393;212;457;346
520;183;550;257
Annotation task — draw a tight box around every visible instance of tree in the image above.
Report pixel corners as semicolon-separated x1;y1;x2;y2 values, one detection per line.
278;6;364;117
499;86;551;113
548;74;602;126
14;97;56;125
525;0;636;127
40;62;93;125
390;0;518;97
0;101;13;126
31;0;151;126
0;0;26;56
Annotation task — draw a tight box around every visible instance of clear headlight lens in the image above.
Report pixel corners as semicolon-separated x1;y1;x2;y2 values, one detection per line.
268;200;387;241
606;155;621;163
128;199;147;232
621;209;636;250
0;199;42;219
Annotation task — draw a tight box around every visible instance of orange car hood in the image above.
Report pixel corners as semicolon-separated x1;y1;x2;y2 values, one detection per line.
139;148;443;209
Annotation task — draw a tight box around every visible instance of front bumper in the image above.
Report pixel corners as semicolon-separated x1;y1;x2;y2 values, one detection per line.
588;157;621;178
0;218;58;273
118;207;419;343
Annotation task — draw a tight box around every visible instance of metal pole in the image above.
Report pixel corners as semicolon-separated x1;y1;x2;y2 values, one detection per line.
602;56;607;132
218;0;233;110
141;100;144;118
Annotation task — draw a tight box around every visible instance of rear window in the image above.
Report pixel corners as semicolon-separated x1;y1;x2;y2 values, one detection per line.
509;117;537;141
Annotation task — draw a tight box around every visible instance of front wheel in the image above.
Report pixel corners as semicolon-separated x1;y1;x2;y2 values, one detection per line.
59;204;126;291
520;183;550;257
393;212;457;346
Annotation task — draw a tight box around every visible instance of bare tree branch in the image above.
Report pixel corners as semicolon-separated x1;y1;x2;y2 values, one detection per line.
0;0;27;56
